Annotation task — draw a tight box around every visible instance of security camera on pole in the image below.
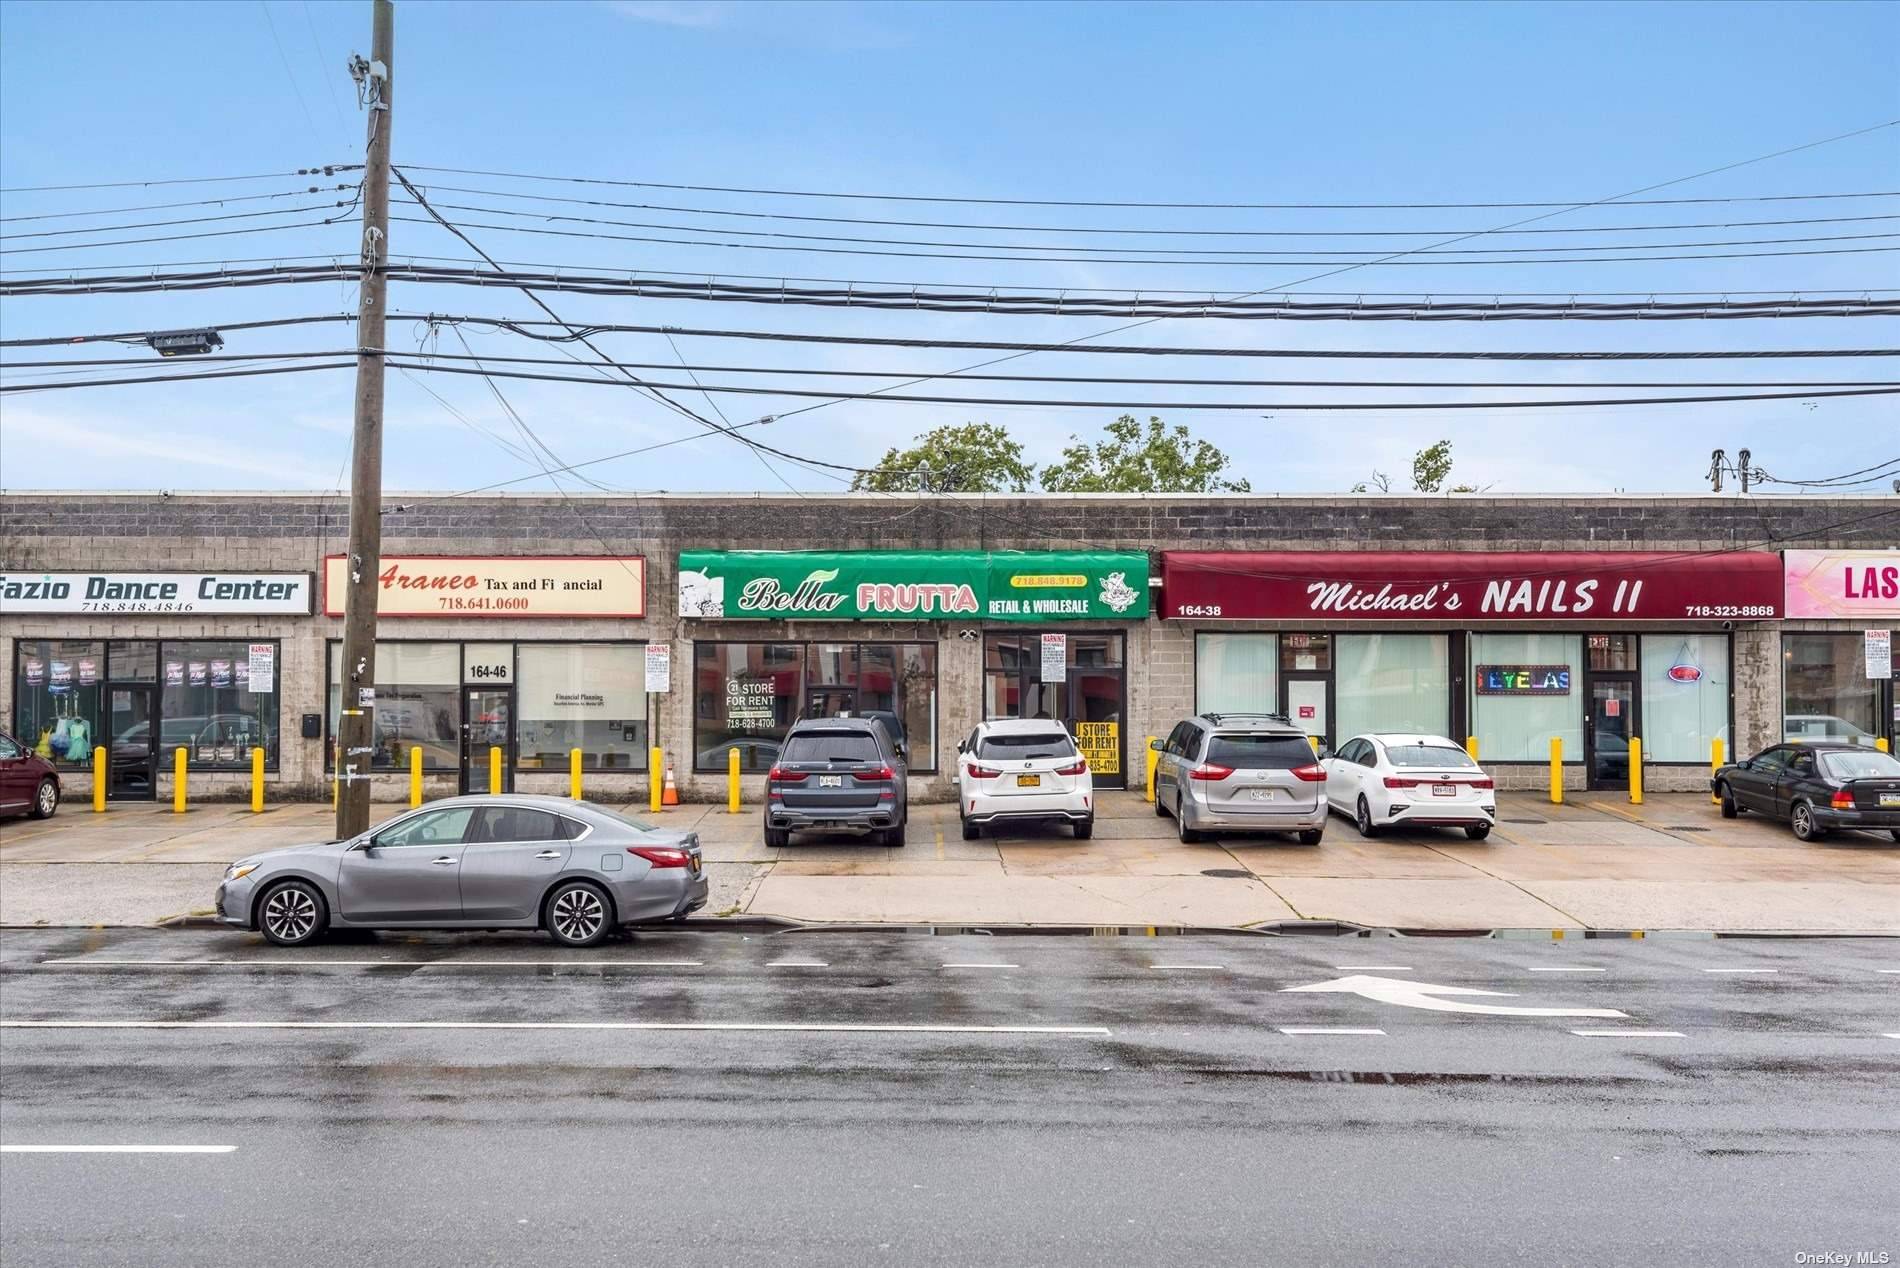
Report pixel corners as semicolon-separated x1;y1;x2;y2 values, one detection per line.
336;0;394;839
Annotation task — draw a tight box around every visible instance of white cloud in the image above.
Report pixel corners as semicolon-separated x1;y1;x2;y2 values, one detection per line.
603;1;735;30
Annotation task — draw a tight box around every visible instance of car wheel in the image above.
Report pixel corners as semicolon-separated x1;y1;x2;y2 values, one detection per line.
1890;829;1900;843
1464;823;1492;841
1074;817;1094;840
256;880;327;947
1154;789;1168;817
1176;797;1202;844
545;881;614;947
1790;801;1826;843
29;778;59;820
1355;796;1380;839
1717;784;1739;819
883;820;907;848
960;816;979;841
1297;828;1323;846
763;826;790;848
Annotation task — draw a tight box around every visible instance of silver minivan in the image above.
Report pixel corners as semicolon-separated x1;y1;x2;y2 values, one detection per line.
1153;713;1327;844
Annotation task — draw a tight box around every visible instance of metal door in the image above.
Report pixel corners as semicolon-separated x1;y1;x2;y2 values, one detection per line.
1586;677;1636;791
1282;675;1332;753
107;686;158;800
461;687;515;794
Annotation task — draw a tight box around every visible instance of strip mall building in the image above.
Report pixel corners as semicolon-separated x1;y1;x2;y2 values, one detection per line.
2;492;1893;803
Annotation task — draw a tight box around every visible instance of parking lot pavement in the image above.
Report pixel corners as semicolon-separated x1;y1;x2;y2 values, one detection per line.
3;790;1897;933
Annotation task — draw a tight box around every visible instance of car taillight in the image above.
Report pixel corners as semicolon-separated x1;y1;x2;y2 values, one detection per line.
1055;759;1088;776
1290;763;1327;782
1831;789;1854;810
1384;776;1420;789
767;767;807;783
968;765;1003;780
628;845;690;868
854;765;896;781
1470;778;1495;790
1189;764;1233;781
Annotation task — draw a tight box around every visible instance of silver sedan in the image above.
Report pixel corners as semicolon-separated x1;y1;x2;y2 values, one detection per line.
215;795;708;948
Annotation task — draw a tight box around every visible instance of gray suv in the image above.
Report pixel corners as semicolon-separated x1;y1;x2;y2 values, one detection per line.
1154;713;1327;844
765;717;908;847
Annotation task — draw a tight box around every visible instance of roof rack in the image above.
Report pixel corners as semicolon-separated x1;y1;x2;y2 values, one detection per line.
1198;711;1294;727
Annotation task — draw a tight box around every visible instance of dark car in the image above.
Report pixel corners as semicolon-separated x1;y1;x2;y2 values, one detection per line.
0;730;61;820
1712;742;1900;842
764;717;908;847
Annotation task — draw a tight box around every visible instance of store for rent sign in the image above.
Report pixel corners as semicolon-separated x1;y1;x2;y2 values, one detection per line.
0;571;312;615
677;551;1150;621
323;556;645;618
1160;551;1783;621
1784;550;1900;618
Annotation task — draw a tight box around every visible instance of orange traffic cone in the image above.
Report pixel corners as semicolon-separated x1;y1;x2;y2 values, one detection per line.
662;765;681;807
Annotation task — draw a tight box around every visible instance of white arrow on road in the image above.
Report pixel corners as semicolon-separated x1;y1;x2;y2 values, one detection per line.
1281;974;1628;1019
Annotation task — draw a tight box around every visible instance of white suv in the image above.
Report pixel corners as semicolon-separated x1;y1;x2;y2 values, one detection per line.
956;719;1094;840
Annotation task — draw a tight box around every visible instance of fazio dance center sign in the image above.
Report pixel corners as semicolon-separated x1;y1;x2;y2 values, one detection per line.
1160;551;1783;622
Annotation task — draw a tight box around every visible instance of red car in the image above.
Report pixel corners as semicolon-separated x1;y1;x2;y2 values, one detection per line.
0;730;61;820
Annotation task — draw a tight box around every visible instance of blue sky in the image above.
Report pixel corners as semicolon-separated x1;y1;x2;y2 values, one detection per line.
1;0;1896;496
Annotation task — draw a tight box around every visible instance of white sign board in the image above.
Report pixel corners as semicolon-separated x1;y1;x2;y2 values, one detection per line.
1039;632;1067;681
462;643;514;684
0;571;312;615
1867;629;1893;680
246;643;276;694
644;643;672;693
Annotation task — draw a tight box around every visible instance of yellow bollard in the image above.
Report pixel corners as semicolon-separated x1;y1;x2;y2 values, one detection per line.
1710;736;1725;803
570;748;584;801
1629;737;1643;805
1466;735;1479;763
650;746;664;813
1549;736;1563;805
251;747;265;814
173;746;188;814
93;746;107;813
1309;735;1321;755
728;746;741;814
488;746;502;795
410;745;424;808
1145;736;1160;803
1878;737;1890;754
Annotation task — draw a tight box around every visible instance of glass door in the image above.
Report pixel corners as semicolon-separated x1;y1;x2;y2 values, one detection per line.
461;687;515;794
1586;678;1636;791
1282;675;1333;753
107;686;157;800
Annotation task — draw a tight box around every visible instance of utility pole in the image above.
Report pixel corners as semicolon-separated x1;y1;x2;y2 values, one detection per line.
336;0;394;839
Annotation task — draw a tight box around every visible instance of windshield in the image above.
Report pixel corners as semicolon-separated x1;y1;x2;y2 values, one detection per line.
1207;734;1316;769
1385;743;1479;769
782;731;883;763
979;731;1076;760
1820;750;1900;781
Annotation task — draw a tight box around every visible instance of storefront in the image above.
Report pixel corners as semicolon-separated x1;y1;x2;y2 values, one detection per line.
3;570;310;800
1781;550;1897;747
1164;551;1782;791
678;549;1149;788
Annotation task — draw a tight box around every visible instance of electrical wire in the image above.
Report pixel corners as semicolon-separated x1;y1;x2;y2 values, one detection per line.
0;184;358;223
1754;457;1900;488
0;362;351;392
0;197;363;241
0;166;354;193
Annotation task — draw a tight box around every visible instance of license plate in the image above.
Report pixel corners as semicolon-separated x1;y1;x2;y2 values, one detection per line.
1248;788;1272;802
819;775;842;788
1433;784;1457;797
1880;793;1900;808
1016;774;1041;787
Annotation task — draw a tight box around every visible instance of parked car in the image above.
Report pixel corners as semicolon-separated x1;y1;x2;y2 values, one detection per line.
764;717;908;847
1321;733;1497;840
956;718;1094;840
0;730;61;820
1712;742;1900;842
215;795;708;948
1152;712;1326;844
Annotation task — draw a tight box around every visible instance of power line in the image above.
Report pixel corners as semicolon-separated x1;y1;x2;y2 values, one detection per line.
0;166;355;193
0;197;362;241
258;1;324;148
0;362;352;393
0;183;358;223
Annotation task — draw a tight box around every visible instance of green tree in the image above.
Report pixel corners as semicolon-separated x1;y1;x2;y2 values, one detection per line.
851;422;1036;493
1039;414;1251;493
1353;438;1480;493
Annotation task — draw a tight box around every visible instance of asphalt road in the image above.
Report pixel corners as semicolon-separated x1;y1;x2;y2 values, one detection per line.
2;927;1896;1267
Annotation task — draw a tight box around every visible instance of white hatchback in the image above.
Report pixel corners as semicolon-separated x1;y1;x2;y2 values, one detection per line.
957;719;1094;840
1321;733;1497;840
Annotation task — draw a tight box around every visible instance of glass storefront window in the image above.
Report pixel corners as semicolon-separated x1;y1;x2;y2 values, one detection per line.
13;639;104;767
1195;633;1277;714
897;644;937;771
328;642;460;770
1471;633;1583;762
1586;634;1636;671
109;642;157;682
516;644;648;772
1335;634;1449;740
1641;634;1729;762
696;642;803;773
1280;633;1331;672
160;640;278;769
1783;633;1881;744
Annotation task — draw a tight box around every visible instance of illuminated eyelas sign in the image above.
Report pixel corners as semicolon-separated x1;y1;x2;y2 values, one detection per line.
1475;665;1572;695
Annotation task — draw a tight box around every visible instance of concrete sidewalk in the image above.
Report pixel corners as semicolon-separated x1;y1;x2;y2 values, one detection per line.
3;790;1897;933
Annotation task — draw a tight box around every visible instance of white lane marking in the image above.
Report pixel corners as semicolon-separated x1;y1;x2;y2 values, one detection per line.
766;961;829;968
1703;968;1778;974
38;959;705;968
1570;1029;1687;1038
1526;967;1606;973
1;1144;236;1154
941;963;1018;969
1283;975;1625;1019
1878;970;1900;975
1334;965;1413;971
1884;1034;1900;1040
1279;1026;1387;1036
0;1021;1109;1036
1149;964;1225;971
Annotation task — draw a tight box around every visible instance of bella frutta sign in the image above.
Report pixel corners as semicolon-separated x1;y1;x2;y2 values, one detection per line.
677;551;1150;621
